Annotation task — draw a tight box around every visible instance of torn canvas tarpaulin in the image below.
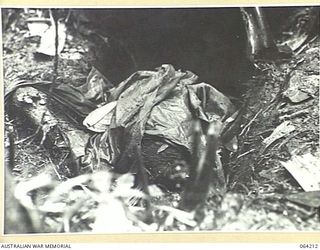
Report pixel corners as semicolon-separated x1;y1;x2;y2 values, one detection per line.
5;64;237;184
82;64;236;179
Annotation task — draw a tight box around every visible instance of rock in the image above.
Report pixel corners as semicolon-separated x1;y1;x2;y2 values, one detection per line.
283;70;319;103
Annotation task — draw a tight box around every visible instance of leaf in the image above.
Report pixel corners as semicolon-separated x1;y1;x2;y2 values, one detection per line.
156;144;169;154
112;174;145;200
91;171;112;193
48;174;90;200
157;205;197;227
38;202;66;213
14;173;53;209
280;153;320;192
263;121;295;149
286;191;320;208
116;173;135;188
148;185;164;197
83;101;117;132
223;136;238;152
117;189;145;200
92;200;140;232
112;173;136;197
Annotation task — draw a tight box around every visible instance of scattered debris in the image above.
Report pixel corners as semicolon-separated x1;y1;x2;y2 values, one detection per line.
280;153;320;192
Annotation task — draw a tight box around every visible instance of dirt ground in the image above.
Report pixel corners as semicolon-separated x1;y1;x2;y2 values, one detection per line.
2;8;320;232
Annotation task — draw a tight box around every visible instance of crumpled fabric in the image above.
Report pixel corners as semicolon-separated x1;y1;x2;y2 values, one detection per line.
83;64;235;173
